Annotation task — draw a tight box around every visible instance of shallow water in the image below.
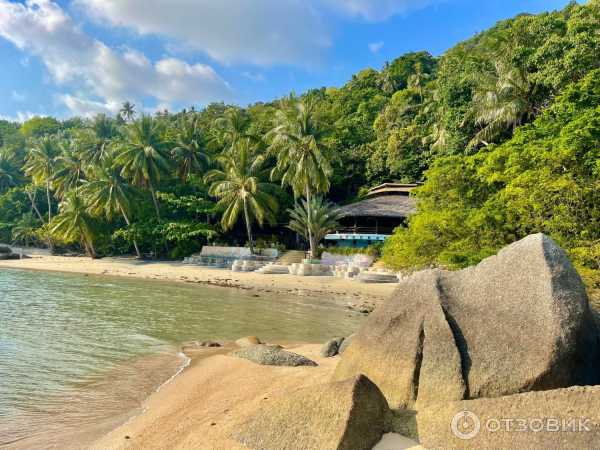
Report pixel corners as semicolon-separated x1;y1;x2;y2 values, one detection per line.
0;268;365;449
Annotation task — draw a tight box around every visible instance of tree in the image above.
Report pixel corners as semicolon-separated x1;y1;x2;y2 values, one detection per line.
79;113;118;171
171;116;212;184
112;114;172;221
287;196;343;251
377;61;398;94
51;190;98;257
214;108;256;153
204;138;280;255
24;135;60;221
120;101;137;123
408;62;430;103
347;74;362;90
82;155;143;259
52;137;86;199
0;149;26;194
12;213;40;246
269;96;340;256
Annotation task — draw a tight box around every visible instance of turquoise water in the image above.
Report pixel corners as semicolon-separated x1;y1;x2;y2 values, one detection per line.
0;268;365;449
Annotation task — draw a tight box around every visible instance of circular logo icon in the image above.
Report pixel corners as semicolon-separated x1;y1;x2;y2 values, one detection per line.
451;410;481;440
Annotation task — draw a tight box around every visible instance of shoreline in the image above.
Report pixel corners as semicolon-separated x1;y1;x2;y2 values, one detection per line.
0;246;397;307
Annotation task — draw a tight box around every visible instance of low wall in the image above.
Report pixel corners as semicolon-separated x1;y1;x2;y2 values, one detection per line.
320;252;376;268
198;246;278;260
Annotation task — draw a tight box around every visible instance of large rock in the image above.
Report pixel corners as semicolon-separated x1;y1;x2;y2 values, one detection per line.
338;333;357;355
320;337;345;357
417;385;600;450
231;374;390;450
333;234;600;409
0;246;11;254
235;336;261;347
0;253;7;260
232;344;317;367
7;253;21;260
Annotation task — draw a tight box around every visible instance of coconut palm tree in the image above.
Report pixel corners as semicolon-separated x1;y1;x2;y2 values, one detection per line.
52;137;86;199
0;149;26;194
408;62;430;103
214;108;256;154
79;113;118;171
171;116;212;184
377;61;398;94
112;114;172;221
347;74;362;90
11;213;40;247
51;190;98;257
82;154;143;259
24;135;61;221
287;196;343;251
269;96;340;256
204;138;280;255
119;101;137;123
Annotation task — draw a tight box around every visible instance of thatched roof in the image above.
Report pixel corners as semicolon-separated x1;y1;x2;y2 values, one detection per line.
339;195;416;218
367;182;424;196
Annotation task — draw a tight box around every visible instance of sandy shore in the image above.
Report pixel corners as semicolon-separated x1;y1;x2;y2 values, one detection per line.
0;246;397;307
90;343;424;450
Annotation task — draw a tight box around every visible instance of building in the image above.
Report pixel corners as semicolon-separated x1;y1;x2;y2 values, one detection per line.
325;183;421;248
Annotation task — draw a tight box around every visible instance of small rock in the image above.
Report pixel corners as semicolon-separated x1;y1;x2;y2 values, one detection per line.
338;333;357;355
235;336;261;347
232;345;317;367
197;341;222;348
320;337;345;357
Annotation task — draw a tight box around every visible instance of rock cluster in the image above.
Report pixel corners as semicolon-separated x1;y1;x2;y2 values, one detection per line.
333;234;600;409
0;246;20;260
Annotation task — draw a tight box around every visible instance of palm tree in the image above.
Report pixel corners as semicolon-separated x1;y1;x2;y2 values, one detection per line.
79;113;118;171
112;114;172;221
269;96;340;256
24;135;60;221
82;155;143;259
11;213;40;247
408;62;430;103
377;61;398;94
347;74;362;90
51;190;97;257
288;196;343;251
204;139;280;255
171;117;212;184
120;101;137;123
52;137;86;199
0;149;26;194
214;108;256;153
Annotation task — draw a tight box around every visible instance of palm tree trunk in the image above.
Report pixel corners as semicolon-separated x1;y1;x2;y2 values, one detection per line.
81;232;94;258
149;179;170;255
119;203;142;259
46;179;52;221
26;186;45;224
419;84;423;104
294;196;300;250
243;198;254;255
305;183;315;257
148;180;161;221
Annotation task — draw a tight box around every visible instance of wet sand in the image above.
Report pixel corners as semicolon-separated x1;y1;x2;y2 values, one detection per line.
90;344;424;450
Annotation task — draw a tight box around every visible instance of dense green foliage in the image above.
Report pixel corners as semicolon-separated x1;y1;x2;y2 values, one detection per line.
2;0;600;299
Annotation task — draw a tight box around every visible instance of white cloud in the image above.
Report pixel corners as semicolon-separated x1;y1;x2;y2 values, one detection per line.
73;0;332;67
12;90;26;101
241;72;267;82
324;0;445;21
0;0;234;117
369;41;384;54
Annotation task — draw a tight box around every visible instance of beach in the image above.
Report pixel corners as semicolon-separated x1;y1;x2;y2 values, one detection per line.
1;246;397;307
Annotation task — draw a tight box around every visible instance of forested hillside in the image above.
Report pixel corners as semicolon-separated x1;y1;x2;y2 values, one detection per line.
2;0;600;294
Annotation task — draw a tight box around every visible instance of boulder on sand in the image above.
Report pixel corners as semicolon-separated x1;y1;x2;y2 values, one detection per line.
0;246;11;254
0;254;7;260
417;385;600;450
232;344;317;367
235;336;261;347
320;337;345;357
7;253;21;260
333;234;600;409
338;333;357;355
231;374;390;450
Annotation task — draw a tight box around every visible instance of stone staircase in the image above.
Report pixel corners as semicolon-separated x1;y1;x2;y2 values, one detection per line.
256;262;292;275
276;250;306;264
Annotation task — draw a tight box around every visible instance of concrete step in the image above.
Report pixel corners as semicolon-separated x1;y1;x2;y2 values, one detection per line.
276;250;306;264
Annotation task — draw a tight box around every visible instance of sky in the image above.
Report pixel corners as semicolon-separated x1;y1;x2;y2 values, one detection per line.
0;0;582;122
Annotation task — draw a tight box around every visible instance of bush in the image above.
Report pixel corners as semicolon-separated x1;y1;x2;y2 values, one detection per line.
275;244;287;253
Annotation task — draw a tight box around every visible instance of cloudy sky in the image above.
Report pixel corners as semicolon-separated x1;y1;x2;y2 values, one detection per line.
0;0;575;121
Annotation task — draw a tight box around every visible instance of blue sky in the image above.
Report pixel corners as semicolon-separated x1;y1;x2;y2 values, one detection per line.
0;0;581;121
